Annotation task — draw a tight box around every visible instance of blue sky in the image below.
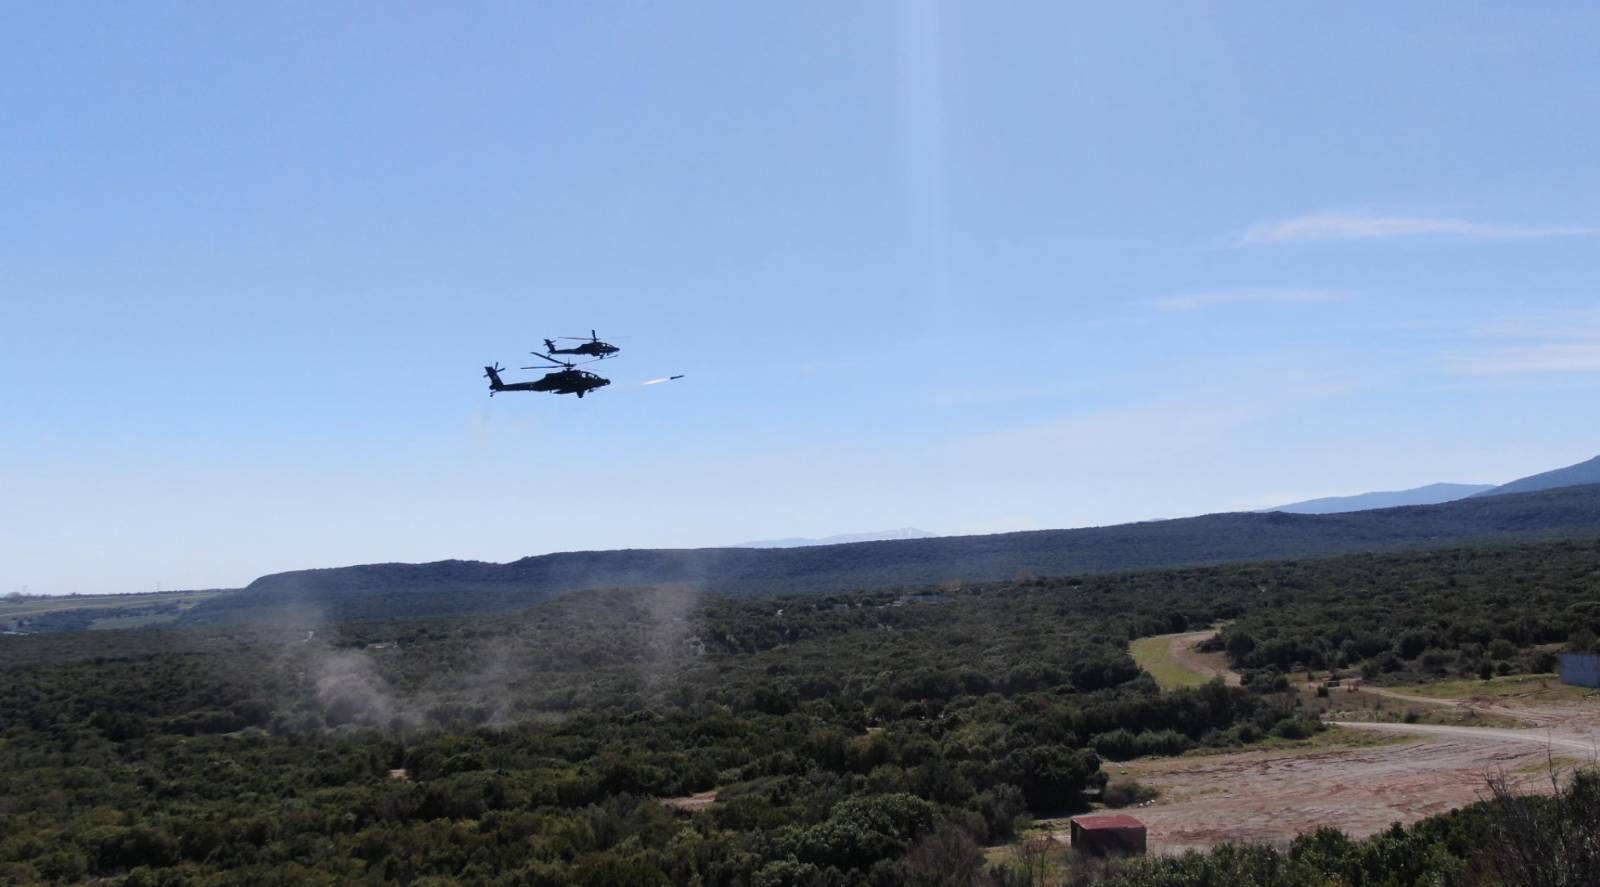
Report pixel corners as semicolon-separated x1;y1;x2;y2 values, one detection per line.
4;3;1599;594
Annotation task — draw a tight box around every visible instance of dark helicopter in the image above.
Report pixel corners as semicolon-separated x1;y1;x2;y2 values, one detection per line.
543;330;620;360
483;354;611;398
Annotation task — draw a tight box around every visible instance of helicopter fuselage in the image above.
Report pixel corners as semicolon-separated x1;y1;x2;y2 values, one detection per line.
548;343;619;358
485;365;610;398
530;369;610;397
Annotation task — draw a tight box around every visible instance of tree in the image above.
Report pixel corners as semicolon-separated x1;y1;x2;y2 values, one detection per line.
1003;746;1103;811
903;824;986;886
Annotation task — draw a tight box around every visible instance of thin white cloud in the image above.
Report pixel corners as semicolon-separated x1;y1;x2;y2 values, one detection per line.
1450;343;1600;376
1154;289;1351;312
1238;212;1600;245
1474;308;1600;341
1452;310;1600;375
966;405;1251;468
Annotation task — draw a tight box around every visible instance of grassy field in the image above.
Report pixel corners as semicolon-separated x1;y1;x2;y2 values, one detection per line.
0;590;229;631
1129;632;1214;690
1204;724;1412;755
1326;704;1525;729
1110;727;1412;784
1386;673;1597;704
0;590;222;617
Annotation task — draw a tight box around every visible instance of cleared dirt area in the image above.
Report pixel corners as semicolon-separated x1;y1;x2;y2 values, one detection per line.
1092;690;1600;856
1101;729;1586;854
1109;637;1598;853
1106;637;1600;854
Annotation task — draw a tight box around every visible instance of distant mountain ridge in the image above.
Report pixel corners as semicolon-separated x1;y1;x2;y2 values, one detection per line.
1267;483;1494;515
736;528;938;548
1474;454;1600;499
183;483;1600;625
1263;453;1600;514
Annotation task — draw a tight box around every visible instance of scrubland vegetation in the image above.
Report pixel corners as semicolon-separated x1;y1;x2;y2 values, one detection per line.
1215;539;1600;685
3;538;1599;884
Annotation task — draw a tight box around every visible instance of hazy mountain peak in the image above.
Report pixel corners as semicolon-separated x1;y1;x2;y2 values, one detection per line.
1265;482;1494;515
1474;454;1600;498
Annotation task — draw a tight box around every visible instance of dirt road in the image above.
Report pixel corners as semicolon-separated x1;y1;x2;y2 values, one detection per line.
1167;630;1242;687
1331;720;1599;755
1355;684;1592;731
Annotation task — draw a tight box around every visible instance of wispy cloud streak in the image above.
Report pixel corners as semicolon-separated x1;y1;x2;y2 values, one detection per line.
1452;309;1600;375
1451;344;1600;376
1475;309;1600;341
1238;212;1600;245
966;405;1251;468
1154;289;1351;312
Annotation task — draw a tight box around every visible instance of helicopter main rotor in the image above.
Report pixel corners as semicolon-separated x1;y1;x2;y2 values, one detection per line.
522;352;606;371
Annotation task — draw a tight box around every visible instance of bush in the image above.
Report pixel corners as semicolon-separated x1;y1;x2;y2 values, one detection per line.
902;824;986;886
1090;729;1139;761
1090;728;1192;761
1270;718;1319;741
1102;779;1159;808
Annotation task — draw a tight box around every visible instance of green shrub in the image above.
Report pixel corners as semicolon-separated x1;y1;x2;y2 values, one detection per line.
1102;779;1159;808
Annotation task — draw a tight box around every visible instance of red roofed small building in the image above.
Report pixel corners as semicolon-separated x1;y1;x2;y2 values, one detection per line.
1069;813;1147;857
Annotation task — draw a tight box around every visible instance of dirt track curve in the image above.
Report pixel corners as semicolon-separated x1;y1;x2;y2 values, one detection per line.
1165;630;1242;687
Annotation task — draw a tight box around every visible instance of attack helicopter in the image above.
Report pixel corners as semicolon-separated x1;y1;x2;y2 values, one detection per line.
483;353;611;399
542;330;620;360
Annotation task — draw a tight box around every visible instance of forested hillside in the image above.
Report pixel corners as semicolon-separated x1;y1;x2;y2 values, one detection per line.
4;538;1599;883
184;484;1600;625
